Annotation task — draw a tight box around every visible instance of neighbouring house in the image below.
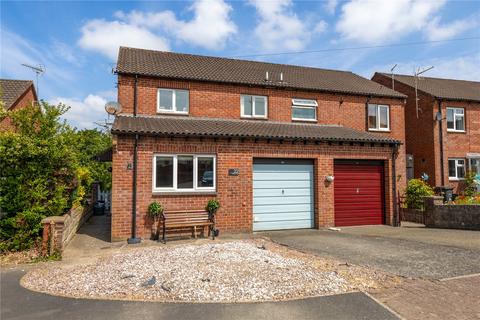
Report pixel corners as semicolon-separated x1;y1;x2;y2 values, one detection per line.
372;73;480;193
110;47;407;241
0;79;38;130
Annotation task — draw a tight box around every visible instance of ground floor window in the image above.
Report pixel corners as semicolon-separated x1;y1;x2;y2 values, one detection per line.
153;154;216;192
448;158;465;180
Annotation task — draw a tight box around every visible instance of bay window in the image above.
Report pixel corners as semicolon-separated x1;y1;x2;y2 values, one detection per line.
153;155;216;192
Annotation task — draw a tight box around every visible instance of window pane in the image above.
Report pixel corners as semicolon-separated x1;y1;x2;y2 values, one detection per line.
177;156;194;189
448;160;456;177
457;162;465;178
368;105;377;129
159;90;173;110
175;90;189;112
471;159;480;174
242;96;252;116
446;109;454;129
254;97;266;116
455;115;465;131
379;107;389;129
197;157;214;188
292;106;316;119
156;157;174;188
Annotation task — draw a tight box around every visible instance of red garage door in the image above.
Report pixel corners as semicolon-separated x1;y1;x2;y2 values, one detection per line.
334;160;385;226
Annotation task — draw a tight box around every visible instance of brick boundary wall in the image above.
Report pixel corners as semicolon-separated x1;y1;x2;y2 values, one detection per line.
41;204;93;255
424;196;480;231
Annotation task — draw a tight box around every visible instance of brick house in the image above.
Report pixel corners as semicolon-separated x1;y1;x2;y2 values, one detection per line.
110;47;407;241
0;79;38;130
372;73;480;192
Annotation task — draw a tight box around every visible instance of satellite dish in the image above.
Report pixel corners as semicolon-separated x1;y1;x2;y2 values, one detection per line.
105;101;122;115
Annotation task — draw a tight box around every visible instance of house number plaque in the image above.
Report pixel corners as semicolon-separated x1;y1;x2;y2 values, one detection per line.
228;168;240;176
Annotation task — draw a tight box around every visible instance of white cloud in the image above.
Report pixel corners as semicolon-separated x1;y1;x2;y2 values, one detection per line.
78;19;170;60
248;0;327;51
79;0;236;59
424;16;477;41
324;0;338;15
336;0;447;43
51;94;108;129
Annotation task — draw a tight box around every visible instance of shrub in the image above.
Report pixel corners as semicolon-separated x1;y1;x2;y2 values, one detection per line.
405;179;434;209
206;199;220;214
453;195;480;205
463;171;478;197
148;201;164;218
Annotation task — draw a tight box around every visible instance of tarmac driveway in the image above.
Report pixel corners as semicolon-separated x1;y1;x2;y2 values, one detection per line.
263;226;480;279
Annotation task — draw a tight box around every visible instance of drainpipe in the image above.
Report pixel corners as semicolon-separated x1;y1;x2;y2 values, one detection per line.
128;74;141;244
437;99;445;186
391;144;399;227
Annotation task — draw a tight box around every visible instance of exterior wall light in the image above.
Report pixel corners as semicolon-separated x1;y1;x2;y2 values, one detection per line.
325;175;334;182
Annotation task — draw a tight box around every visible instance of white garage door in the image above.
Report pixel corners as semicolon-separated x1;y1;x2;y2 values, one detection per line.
253;159;314;231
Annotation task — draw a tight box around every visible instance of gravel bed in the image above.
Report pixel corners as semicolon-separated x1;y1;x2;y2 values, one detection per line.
22;240;400;303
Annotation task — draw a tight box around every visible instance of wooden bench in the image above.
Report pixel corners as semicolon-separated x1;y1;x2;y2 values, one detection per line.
161;209;215;243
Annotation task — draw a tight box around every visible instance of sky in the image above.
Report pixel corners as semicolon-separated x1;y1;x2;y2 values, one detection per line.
1;0;479;129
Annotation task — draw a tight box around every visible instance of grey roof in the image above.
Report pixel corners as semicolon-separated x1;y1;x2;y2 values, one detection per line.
116;47;406;99
112;115;400;145
0;79;35;109
376;73;480;102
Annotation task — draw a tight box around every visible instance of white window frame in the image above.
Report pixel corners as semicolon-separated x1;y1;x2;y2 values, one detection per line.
448;158;465;181
241;95;268;119
446;107;465;132
291;98;318;121
157;88;189;114
152;154;216;192
368;104;390;131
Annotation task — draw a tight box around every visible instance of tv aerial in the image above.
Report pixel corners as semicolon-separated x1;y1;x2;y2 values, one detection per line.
21;63;45;98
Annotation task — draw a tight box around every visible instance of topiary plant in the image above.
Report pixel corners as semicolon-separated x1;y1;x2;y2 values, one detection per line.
405;179;434;209
206;199;220;215
148;201;164;218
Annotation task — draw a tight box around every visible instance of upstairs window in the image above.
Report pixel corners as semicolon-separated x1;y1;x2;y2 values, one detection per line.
368;104;390;131
448;158;465;180
241;95;267;118
157;89;189;114
291;98;317;121
446;107;465;132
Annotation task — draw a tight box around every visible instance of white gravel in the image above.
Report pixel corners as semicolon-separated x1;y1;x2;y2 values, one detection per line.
22;240;398;302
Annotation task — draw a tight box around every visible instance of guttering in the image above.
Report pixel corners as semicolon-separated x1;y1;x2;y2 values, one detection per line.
127;74;141;245
437;99;445;186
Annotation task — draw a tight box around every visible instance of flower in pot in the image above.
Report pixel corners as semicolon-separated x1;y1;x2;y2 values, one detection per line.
148;201;164;240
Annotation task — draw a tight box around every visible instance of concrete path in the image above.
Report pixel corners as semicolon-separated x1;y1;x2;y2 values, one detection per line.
0;269;398;320
264;227;480;279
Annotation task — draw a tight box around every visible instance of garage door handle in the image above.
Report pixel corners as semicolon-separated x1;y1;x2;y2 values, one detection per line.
282;190;285;194
356;188;360;194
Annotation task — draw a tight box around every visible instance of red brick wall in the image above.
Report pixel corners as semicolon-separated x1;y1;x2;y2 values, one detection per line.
112;74;407;240
0;85;36;131
111;135;401;241
372;73;480;192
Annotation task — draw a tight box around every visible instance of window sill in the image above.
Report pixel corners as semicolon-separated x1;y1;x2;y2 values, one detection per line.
153;191;217;196
448;178;465;181
157;111;189;116
447;130;466;134
240;117;268;121
368;129;391;133
292;119;317;123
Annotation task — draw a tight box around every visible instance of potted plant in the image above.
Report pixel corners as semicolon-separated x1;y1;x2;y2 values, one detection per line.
206;199;220;238
148;201;164;240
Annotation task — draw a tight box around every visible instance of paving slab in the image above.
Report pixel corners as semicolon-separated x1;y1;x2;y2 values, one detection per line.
264;228;480;279
1;269;398;320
